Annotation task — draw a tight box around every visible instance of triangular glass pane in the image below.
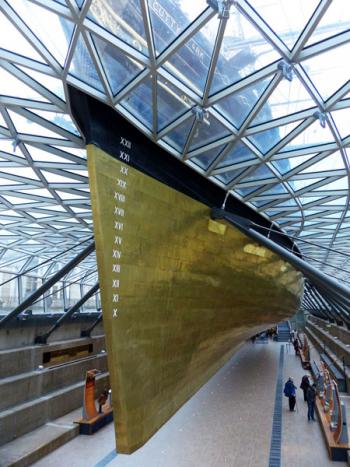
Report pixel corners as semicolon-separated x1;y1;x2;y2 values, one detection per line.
0;166;40;180
251;77;314;125
0;68;48;102
41;171;82;184
2;195;34;205
0;178;22;186
293;177;324;191
0;113;7;129
11;0;74;65
280;121;334;153
302;41;350;100
321;197;347;206
0;11;43;62
216;78;271;129
314;176;348;191
255;183;289;198
239;165;275;183
213;168;245;185
121;78;153;130
300;151;344;173
249;0;319;49
164;16;219;95
272;154;313;175
69;35;105;93
92;34;144;95
163;117;195;152
300;195;330;205
149;0;208;55
87;0;148;56
234;186;259;197
252;189;293;208
270;198;297;208
331;109;350;139
189;144;226;170
29;110;80;136
307;0;350;46
17;66;65;100
248;121;300;154
211;12;280;94
26;146;74;163
280;213;304;222
53;147;86;159
8;111;66;140
217;142;256;169
319;212;343;220
0;209;22;217
273;159;296;176
263;208;286;217
190;116;230;151
157;77;194;131
0;141;25;158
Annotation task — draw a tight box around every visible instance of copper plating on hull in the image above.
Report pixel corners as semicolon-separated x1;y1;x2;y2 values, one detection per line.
88;144;303;453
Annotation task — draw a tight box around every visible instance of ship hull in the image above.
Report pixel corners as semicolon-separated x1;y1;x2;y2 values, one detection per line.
88;144;303;453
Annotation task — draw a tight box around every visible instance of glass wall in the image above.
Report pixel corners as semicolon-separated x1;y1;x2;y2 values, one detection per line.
0;272;19;313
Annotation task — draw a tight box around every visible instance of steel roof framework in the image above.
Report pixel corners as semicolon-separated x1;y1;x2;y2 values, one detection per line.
0;0;348;297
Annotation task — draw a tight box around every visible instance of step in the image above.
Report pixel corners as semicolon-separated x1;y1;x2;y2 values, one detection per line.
0;353;108;411
0;372;109;446
0;335;105;378
0;408;81;467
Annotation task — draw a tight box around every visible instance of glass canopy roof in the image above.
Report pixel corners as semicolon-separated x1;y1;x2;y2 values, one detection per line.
0;0;349;288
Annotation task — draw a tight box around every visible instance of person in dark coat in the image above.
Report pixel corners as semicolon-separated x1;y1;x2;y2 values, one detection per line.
306;383;317;421
293;338;300;356
300;375;310;401
284;377;297;411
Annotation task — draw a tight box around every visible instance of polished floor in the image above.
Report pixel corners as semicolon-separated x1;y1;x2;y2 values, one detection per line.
34;340;345;467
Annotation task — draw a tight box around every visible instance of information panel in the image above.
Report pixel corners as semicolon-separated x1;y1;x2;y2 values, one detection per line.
88;144;303;453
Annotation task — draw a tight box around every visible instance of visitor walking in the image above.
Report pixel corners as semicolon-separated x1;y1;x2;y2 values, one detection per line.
293;338;300;356
300;375;310;402
307;383;317;421
284;377;297;412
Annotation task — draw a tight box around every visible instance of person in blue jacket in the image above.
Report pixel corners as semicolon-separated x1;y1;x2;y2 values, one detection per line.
284;377;297;411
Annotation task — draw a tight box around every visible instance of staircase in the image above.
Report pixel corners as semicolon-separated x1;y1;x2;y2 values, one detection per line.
277;321;291;342
0;335;109;466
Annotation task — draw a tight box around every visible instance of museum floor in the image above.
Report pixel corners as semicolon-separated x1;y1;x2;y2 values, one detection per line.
33;340;347;467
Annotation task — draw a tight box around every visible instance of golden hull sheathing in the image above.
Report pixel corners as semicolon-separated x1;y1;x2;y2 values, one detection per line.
88;144;303;453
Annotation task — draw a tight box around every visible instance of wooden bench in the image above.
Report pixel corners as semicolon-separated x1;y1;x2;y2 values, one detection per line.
321;353;346;392
299;348;310;369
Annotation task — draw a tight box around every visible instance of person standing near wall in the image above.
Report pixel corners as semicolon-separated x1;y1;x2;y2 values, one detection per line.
300;375;310;402
293;338;300;356
306;383;317;421
284;377;297;411
290;329;297;342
